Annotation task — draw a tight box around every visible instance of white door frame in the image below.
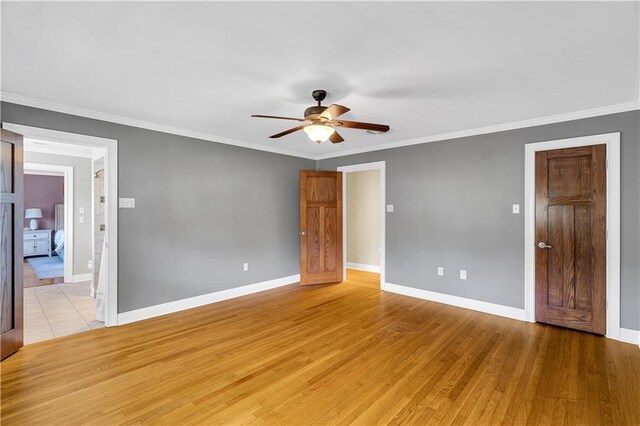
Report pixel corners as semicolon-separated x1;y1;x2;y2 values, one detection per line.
24;163;74;284
337;161;386;287
4;122;119;327
524;132;620;340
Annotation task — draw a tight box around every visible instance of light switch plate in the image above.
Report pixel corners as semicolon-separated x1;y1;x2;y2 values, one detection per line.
460;270;467;280
119;198;135;208
243;263;249;272
512;204;520;214
79;207;85;214
386;204;394;213
437;267;444;276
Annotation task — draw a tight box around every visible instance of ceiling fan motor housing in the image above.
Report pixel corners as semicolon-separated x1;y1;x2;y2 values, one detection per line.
304;105;327;120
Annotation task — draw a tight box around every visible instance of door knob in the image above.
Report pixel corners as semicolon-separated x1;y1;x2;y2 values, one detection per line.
537;242;552;249
300;231;306;236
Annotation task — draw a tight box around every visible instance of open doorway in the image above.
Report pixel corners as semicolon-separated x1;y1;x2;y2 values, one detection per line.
23;164;71;286
21;139;107;343
338;162;386;290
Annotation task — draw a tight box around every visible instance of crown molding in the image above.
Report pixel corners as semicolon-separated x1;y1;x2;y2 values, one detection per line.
0;92;316;160
316;100;640;160
2;92;638;162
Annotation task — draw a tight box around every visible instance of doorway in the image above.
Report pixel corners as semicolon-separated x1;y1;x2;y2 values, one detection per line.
21;141;106;343
337;162;386;289
524;133;620;339
23;163;73;285
3;122;119;332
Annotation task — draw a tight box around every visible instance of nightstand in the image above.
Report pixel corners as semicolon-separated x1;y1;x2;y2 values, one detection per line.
24;229;53;257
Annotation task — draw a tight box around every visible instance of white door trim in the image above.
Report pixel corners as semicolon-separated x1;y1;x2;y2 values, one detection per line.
337;161;386;287
24;163;74;283
4;122;119;327
524;132;620;340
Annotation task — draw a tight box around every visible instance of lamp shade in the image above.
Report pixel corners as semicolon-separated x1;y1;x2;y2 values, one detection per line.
25;208;43;219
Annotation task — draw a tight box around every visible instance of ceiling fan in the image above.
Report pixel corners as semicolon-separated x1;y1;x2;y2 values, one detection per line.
252;89;390;144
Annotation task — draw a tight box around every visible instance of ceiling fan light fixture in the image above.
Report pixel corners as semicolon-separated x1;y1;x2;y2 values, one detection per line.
304;124;335;143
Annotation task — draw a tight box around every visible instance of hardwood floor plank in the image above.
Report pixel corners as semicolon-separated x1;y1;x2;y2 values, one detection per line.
2;270;639;425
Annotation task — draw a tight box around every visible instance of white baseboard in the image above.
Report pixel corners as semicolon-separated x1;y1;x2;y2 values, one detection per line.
117;274;300;325
72;273;92;283
620;328;640;346
346;262;381;273
383;282;527;321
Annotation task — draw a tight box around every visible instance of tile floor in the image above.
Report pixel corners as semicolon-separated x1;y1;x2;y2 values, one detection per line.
24;281;104;344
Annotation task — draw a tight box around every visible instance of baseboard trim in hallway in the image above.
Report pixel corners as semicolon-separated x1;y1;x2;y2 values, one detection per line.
383;282;527;321
346;262;380;273
117;274;300;325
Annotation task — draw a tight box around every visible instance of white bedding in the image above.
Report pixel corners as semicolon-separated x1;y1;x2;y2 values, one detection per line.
54;229;64;260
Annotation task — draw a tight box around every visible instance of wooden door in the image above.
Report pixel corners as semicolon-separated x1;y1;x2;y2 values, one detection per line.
535;144;606;334
300;171;343;285
1;129;24;360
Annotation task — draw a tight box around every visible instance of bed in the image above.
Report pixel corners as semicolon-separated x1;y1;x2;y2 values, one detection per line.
54;203;65;260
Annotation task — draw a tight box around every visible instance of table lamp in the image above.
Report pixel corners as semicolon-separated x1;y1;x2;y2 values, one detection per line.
25;208;43;230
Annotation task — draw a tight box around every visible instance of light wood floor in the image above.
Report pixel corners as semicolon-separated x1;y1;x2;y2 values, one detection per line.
2;270;639;425
345;268;380;289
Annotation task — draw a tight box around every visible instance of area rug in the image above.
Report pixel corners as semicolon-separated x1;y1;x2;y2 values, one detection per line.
27;256;64;279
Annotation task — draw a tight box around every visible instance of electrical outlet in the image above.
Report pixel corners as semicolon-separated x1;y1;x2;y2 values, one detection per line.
386;204;394;213
460;270;467;280
512;204;520;214
79;215;85;224
243;263;249;272
437;267;444;276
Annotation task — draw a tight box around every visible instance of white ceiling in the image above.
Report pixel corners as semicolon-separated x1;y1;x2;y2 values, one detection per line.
2;2;639;159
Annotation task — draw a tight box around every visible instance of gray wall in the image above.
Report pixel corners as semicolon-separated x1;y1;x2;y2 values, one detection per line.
2;102;315;312
3;102;638;331
319;110;640;331
24;151;93;277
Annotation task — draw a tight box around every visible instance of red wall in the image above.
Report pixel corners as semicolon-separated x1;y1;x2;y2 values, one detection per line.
24;175;64;230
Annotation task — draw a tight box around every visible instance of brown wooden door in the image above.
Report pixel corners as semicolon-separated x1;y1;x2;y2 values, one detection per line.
1;129;24;360
535;144;606;334
300;171;343;286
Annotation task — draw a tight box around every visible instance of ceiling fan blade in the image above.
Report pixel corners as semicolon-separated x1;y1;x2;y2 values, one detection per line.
320;104;350;121
252;114;306;122
269;125;306;138
329;131;344;144
330;120;390;133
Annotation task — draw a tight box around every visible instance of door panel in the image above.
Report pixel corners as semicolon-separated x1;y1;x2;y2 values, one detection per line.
535;144;606;334
300;171;342;286
1;204;14;334
1;129;24;360
306;207;321;274
323;207;338;272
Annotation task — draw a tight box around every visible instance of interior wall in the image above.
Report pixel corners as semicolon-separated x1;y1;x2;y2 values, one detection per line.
24;151;93;277
24;174;63;230
1;102;315;313
347;170;380;268
318;110;640;332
